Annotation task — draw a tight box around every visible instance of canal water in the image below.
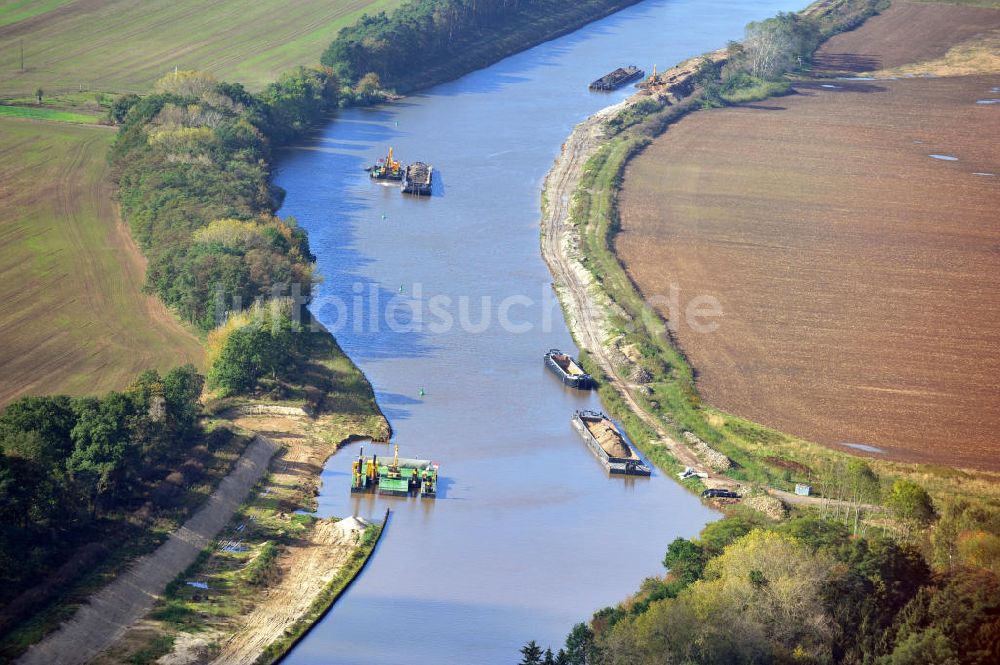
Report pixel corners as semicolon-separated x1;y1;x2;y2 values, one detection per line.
275;0;801;662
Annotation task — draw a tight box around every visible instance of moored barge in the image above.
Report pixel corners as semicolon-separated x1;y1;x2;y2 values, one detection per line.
401;161;433;195
572;410;651;476
589;65;644;91
351;445;438;498
544;348;593;389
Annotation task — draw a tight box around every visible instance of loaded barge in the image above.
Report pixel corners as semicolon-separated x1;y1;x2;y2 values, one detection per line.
572;410;651;476
544;349;593;389
351;445;438;498
589;65;644;91
401;161;433;195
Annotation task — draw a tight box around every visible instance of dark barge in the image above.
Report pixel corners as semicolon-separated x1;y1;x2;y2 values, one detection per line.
401;162;433;195
572;410;651;476
589;65;644;91
544;349;594;389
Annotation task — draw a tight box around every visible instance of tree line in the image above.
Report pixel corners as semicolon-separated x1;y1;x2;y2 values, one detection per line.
110;68;333;333
321;0;638;92
0;367;207;606
522;512;1000;664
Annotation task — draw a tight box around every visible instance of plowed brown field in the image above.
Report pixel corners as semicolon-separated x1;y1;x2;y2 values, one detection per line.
616;3;1000;470
814;1;1000;73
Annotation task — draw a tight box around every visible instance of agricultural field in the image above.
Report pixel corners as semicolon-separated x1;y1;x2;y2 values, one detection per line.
0;118;202;406
615;1;1000;470
0;1;402;401
813;0;1000;72
0;0;401;99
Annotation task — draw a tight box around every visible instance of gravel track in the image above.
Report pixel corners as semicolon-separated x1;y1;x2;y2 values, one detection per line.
17;435;280;665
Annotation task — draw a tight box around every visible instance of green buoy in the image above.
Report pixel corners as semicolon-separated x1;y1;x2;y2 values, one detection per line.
418;387;425;397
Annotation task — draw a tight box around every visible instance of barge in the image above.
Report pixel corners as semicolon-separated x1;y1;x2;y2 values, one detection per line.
589;65;644;91
351;445;438;498
544;349;593;389
401;161;432;195
572;410;651;476
368;147;403;181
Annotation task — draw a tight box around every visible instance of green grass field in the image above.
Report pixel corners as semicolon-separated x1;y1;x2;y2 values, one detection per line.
0;104;99;123
0;1;402;399
0;0;402;98
0;117;203;406
0;0;72;28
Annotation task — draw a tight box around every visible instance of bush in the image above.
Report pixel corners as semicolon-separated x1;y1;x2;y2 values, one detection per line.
206;299;307;396
887;480;936;524
246;541;279;586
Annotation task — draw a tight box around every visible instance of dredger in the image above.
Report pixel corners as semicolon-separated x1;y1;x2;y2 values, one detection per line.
351;445;438;498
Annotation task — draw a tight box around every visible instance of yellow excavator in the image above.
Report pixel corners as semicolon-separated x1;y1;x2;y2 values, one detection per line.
386;444;402;480
369;146;403;181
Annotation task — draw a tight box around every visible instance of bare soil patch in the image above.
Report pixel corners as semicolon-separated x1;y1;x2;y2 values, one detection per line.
94;412;379;665
813;0;1000;72
616;75;1000;470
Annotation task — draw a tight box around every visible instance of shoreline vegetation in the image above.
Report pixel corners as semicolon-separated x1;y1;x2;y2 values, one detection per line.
1;1;653;662
534;0;1000;661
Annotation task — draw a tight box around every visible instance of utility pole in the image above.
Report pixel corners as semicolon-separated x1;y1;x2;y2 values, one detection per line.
20;39;24;71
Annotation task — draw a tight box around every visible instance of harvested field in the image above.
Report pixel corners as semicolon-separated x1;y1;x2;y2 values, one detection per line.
813;0;1000;73
0;0;401;97
0;118;202;406
616;74;1000;470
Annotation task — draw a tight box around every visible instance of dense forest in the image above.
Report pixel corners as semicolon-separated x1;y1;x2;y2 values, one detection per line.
321;0;639;92
522;512;1000;665
110;68;334;332
0;367;218;630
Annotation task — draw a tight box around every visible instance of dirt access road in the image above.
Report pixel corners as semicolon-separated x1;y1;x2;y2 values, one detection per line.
17;435;280;665
206;415;360;665
539;87;723;485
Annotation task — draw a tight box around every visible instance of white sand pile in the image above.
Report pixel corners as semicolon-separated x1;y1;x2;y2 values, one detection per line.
335;516;370;535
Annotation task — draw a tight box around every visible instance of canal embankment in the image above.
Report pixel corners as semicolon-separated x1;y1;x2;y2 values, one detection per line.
538;0;892;494
541;0;1000;506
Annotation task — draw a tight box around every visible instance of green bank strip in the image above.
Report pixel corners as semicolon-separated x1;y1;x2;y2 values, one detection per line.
261;509;390;665
0;105;101;124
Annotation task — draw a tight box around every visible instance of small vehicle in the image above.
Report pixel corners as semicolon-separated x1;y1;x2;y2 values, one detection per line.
701;488;740;499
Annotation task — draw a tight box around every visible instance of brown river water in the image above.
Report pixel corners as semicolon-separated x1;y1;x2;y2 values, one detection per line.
274;1;802;661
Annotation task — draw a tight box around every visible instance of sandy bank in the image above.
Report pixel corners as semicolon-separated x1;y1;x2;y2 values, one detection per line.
538;71;731;487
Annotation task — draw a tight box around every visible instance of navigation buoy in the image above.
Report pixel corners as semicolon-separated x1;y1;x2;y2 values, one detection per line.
418;388;425;397
399;284;405;293
381;213;387;221
394;121;399;127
